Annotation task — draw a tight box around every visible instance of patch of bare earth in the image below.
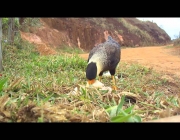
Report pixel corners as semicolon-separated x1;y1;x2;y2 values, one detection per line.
121;45;180;77
20;31;57;55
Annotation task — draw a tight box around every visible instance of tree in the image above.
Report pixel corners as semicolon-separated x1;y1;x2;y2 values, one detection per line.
19;18;25;25
0;18;3;71
19;18;26;31
8;18;15;45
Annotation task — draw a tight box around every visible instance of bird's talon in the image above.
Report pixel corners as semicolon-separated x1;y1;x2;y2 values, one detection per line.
112;85;118;91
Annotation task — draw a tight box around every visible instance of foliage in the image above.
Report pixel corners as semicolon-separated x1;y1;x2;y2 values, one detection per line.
106;95;141;122
0;78;8;92
57;44;85;54
20;18;42;32
173;38;180;46
2;18;19;37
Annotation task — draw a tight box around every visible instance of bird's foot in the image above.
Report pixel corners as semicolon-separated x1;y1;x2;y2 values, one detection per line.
98;76;102;82
112;85;118;91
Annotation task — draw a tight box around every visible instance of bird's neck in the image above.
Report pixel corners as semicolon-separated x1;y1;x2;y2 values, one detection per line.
86;62;97;80
88;55;102;76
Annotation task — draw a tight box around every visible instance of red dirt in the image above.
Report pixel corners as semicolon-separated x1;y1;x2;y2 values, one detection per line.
20;18;171;53
79;45;180;77
20;31;57;55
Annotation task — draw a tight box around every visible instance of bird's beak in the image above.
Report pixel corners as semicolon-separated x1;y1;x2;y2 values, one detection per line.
87;79;96;85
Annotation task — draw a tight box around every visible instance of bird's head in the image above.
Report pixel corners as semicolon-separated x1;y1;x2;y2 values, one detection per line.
86;62;97;84
107;36;121;48
107;36;113;40
86;55;103;85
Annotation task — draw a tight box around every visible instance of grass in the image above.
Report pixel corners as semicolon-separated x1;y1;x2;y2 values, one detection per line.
20;18;42;32
56;44;85;54
164;45;180;57
0;41;180;122
118;18;153;45
75;18;169;47
165;45;173;49
173;38;180;46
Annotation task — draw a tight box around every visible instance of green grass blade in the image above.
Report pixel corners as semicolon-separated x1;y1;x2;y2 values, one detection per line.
117;109;128;116
116;95;125;115
130;115;142;122
105;105;118;118
0;78;8;91
105;105;117;113
124;105;134;114
111;113;135;122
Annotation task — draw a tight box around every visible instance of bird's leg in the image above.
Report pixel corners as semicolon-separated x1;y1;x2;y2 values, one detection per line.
99;76;102;82
98;72;103;82
111;75;118;90
109;69;118;91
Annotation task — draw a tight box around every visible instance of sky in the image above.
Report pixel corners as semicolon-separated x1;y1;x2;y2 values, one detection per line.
136;18;180;40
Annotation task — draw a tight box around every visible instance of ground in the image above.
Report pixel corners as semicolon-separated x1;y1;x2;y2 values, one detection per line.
3;30;180;122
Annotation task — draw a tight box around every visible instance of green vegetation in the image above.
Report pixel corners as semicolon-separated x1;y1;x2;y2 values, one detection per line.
56;44;85;54
165;45;173;49
106;95;141;122
85;18;170;47
0;41;180;122
118;18;153;45
165;44;180;57
20;18;42;32
173;38;180;46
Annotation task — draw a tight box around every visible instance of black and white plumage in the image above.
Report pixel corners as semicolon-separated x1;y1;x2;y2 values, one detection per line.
86;35;121;90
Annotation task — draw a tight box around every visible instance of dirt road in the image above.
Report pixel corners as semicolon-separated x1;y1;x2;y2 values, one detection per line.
79;45;180;77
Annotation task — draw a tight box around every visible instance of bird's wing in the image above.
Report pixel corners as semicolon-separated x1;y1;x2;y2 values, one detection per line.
104;42;121;67
87;36;121;65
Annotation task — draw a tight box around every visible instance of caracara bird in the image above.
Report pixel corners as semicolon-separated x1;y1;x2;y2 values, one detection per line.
86;36;121;90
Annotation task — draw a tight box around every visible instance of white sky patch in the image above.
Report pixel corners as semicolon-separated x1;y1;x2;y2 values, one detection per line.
136;18;180;40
